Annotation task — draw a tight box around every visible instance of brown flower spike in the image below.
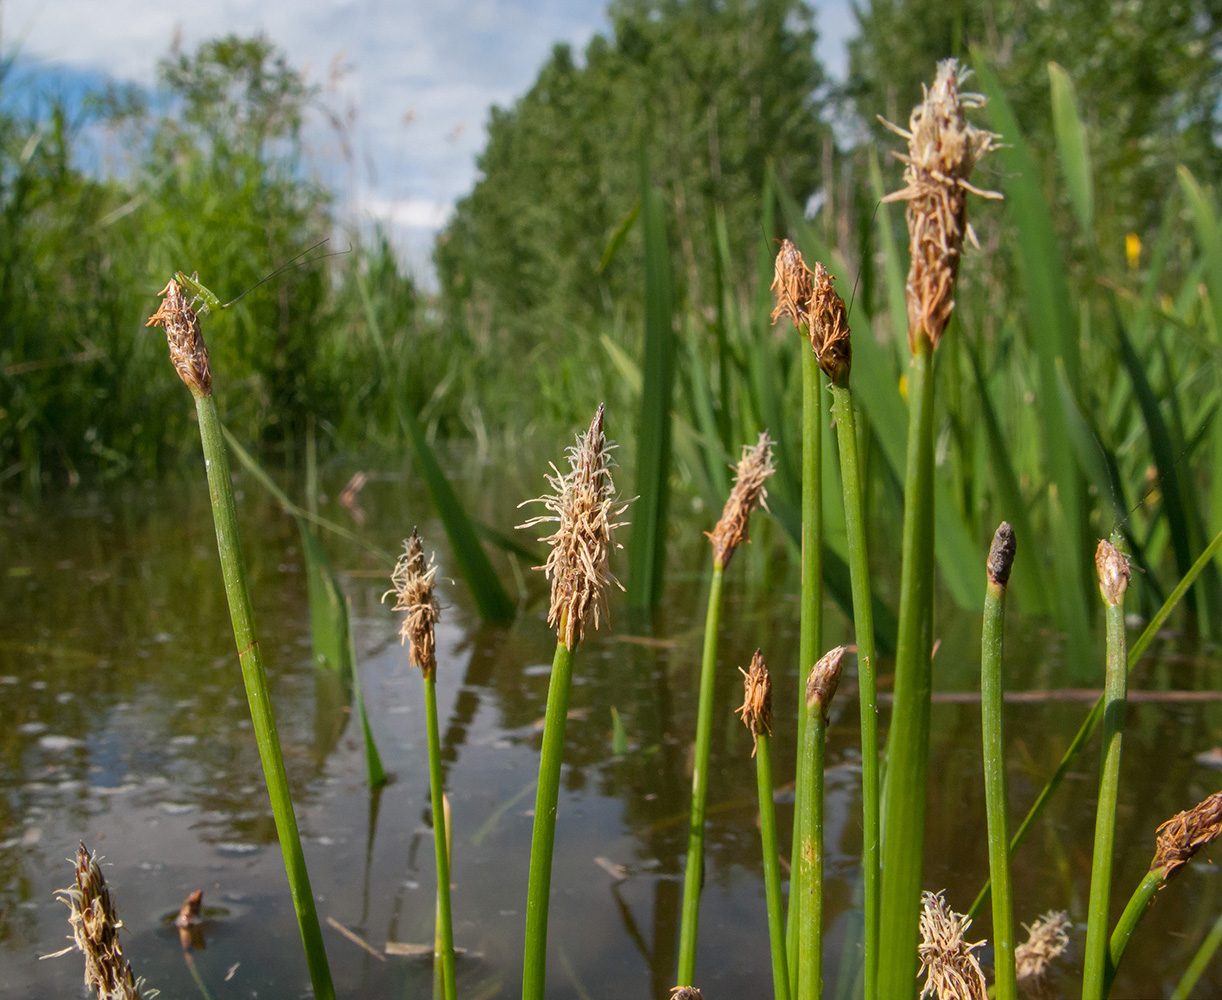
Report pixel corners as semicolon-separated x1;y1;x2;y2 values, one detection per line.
736;649;773;757
806;645;848;723
769;237;813;331
1095;538;1131;607
1150;789;1222;880
1014;910;1070;991
917;890;988;1000
881;60;1001;353
707;432;775;569
386;529;441;678
146;277;212;396
808;261;853;384
519;405;630;650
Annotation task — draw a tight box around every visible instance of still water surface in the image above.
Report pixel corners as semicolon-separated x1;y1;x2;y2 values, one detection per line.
2;455;1220;998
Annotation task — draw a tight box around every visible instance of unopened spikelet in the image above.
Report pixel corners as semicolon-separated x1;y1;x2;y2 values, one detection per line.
385;528;441;677
917;890;988;1000
707;432;775;569
1014;910;1070;991
146;278;212;396
1150;789;1222;879
50;843;150;1000
518;404;631;650
1095;538;1132;607
736;649;773;757
806;645;848;722
881;59;1001;353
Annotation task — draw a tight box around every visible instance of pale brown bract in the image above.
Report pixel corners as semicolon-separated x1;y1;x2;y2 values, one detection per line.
146;278;212;397
1095;538;1131;607
735;649;773;757
769;237;814;331
917;890;988;1000
707;432;775;569
385;529;441;678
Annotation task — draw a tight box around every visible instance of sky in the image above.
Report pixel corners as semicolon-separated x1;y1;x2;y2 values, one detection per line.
3;0;855;281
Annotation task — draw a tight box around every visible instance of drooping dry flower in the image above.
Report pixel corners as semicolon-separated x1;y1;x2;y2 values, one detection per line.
917;890;988;1000
46;843;149;1000
518;405;631;650
385;528;441;677
881;60;1001;353
707;432;775;569
806;645;849;723
1014;909;1070;991
146;278;212;396
809;262;853;384
1151;789;1222;879
736;649;773;757
1095;538;1131;607
770;238;814;331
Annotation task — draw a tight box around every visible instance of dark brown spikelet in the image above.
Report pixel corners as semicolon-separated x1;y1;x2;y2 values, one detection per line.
809;262;852;384
736;649;773;757
770;238;814;332
670;988;705;1000
385;529;441;678
519;405;631;650
50;843;147;999
1151;789;1222;880
806;645;848;722
707;432;775;568
881;60;1001;353
1095;538;1131;607
146;278;211;396
917;890;988;1000
987;521;1017;588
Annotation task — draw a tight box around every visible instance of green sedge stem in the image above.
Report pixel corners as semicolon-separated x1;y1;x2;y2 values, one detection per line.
1082;560;1129;1000
796;691;825;1000
1170;903;1222;999
193;391;335;1000
828;380;879;1000
522;637;577;1000
877;337;936;1000
1104;868;1164;995
677;563;726;985
788;343;824;993
981;536;1017;1000
424;670;457;1000
968;525;1222;919
755;732;791;1000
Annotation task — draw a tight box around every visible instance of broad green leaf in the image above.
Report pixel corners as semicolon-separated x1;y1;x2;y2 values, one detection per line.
1048;63;1095;236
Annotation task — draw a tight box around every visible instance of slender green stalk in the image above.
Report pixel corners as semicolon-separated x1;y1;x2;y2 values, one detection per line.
1082;537;1131;1000
1103;869;1161;995
522;637;576;999
677;565;725;984
877;336;937;1000
980;523;1018;1000
1171;906;1222;1000
424;675;457;999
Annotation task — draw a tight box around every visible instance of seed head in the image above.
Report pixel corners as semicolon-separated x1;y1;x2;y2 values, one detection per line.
736;649;773;757
146;278;212;396
518;405;630;650
917;890;988;1000
769;238;814;332
808;262;853;384
1094;538;1131;607
881;60;1001;353
806;645;848;722
1151;789;1222;880
707;432;775;569
1014;910;1070;990
385;529;441;678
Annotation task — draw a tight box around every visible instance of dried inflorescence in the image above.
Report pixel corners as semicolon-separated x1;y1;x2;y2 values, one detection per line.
1014;909;1070;993
881;60;1001;354
736;649;773;757
770;238;813;331
1095;538;1132;607
146;278;212;396
385;529;442;677
48;843;149;1000
1151;789;1222;880
707;432;775;569
669;988;705;1000
987;521;1017;588
917;890;988;1000
808;261;852;384
519;405;631;650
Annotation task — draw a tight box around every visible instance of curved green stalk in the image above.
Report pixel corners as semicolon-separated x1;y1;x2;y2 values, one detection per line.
796;686;825;1000
522;637;577;1000
424;670;456;1000
1104;868;1163;995
828;381;879;999
981;525;1017;1000
193;393;336;1000
755;731;791;1000
877;337;937;1000
1171;905;1222;1000
677;564;726;984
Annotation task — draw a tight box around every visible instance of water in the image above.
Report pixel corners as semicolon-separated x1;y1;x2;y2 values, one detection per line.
2;458;1220;998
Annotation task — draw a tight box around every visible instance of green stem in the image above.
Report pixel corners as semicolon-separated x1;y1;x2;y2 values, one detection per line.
522;637;577;1000
797;689;825;1000
1082;577;1129;1000
1170;902;1222;1000
981;563;1017;1000
789;344;824;993
877;337;936;1000
192;392;335;1000
677;563;726;984
1104;868;1164;995
424;671;457;1000
755;732;791;1000
828;381;879;1000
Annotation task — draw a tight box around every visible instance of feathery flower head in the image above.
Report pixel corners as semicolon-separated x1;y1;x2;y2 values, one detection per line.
881;60;1001;353
1014;910;1070;990
1151;789;1222;880
385;528;441;677
1095;537;1131;607
770;238;814;332
917;890;988;1000
736;649;773;756
809;262;853;384
707;432;775;569
146;278;212;396
518;405;630;650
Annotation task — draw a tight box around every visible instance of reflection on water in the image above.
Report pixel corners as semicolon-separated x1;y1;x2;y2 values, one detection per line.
1;461;1220;998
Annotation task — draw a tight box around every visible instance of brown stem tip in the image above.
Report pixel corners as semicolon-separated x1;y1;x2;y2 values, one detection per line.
1095;537;1131;607
385;528;441;677
146;278;212;397
736;649;773;756
707;432;775;569
987;521;1016;588
881;60;1001;354
518;404;631;650
917;890;988;1000
1151;789;1222;880
806;645;848;722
